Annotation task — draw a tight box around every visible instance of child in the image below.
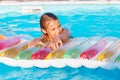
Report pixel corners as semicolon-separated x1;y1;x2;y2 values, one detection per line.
28;12;71;49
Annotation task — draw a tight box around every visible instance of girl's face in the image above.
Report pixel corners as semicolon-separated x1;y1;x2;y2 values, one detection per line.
44;20;62;39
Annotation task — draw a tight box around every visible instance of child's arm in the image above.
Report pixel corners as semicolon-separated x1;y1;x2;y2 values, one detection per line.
28;38;45;48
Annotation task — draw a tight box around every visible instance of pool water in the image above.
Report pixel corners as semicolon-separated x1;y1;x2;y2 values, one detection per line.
0;63;120;80
0;4;120;79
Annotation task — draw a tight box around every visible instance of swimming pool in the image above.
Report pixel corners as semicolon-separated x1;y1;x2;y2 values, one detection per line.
0;4;120;80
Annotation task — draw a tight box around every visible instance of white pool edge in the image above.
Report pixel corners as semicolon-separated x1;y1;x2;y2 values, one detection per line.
0;1;120;6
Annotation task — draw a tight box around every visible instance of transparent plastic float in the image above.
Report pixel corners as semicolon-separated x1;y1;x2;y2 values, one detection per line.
0;30;120;69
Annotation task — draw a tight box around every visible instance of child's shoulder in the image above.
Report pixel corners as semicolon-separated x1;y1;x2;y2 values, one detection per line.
62;28;73;39
63;28;69;32
60;28;69;34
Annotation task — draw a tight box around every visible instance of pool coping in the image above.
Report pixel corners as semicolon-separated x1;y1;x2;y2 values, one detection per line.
0;1;120;5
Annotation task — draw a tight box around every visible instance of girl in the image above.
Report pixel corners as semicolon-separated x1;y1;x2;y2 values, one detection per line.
29;12;71;49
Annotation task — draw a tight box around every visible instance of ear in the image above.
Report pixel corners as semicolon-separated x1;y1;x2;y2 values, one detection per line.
41;28;47;34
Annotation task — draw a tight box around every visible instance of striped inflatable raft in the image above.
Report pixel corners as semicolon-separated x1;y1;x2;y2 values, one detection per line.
0;30;120;69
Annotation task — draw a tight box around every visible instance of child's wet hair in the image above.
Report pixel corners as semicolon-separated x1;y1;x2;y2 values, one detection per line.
40;13;58;30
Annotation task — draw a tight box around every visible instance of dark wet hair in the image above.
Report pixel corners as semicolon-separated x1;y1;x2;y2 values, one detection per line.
40;12;58;29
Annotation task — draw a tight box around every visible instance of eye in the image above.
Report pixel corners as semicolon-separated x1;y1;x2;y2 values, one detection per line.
52;28;55;31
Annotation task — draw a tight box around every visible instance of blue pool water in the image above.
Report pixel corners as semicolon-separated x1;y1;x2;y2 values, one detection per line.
0;63;120;80
0;4;120;79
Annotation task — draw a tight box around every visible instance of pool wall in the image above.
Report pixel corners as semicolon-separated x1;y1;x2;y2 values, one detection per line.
0;0;120;6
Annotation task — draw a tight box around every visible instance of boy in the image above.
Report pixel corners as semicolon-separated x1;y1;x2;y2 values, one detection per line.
29;13;71;49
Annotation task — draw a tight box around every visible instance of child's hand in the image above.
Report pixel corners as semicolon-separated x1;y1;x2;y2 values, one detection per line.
47;36;62;49
28;38;45;48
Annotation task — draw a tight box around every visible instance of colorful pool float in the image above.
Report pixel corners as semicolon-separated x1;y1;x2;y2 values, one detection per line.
0;41;29;58
80;38;108;59
48;38;87;59
31;47;52;60
0;34;6;40
114;54;120;63
15;47;39;60
62;37;102;59
0;34;120;69
31;38;84;60
0;36;21;50
96;40;120;61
